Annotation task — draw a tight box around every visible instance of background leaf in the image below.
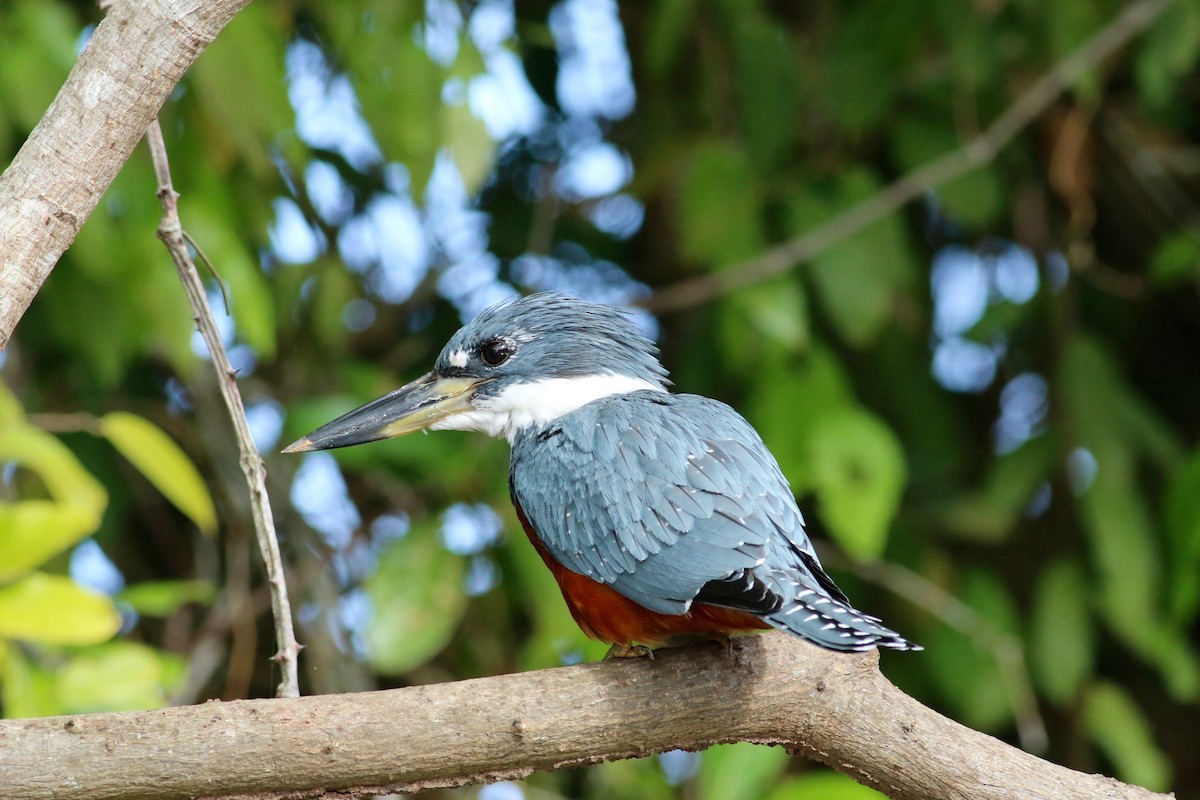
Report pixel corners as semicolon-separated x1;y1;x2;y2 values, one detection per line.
1084;683;1172;792
100;412;218;535
364;527;468;675
0;573;120;646
809;408;906;560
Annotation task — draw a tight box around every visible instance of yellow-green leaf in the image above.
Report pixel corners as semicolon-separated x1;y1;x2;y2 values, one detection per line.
0;424;107;581
57;641;187;713
0;380;23;424
0;643;61;719
809;408;906;560
1030;558;1094;705
0;573;120;646
0;502;99;583
698;743;789;800
118;580;217;617
767;772;887;800
790;171;917;347
99;412;217;535
0;425;106;515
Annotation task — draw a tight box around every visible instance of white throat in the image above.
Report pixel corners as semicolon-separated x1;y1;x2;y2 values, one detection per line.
430;373;665;444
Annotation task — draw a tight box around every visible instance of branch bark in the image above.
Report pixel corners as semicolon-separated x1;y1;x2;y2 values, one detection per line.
0;634;1170;800
0;0;252;349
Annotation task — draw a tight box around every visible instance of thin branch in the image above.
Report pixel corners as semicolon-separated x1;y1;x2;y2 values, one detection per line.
0;634;1169;800
144;119;302;699
642;0;1175;314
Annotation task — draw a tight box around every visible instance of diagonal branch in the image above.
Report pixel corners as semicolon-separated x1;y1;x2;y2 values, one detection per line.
0;634;1168;800
642;0;1175;314
144;119;302;699
0;0;252;349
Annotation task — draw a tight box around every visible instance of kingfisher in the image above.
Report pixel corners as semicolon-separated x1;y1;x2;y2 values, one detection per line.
285;293;919;655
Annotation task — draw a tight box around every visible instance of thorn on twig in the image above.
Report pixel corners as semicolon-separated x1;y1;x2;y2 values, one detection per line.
183;229;230;314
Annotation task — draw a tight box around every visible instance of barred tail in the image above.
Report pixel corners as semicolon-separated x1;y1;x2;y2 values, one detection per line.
764;589;921;652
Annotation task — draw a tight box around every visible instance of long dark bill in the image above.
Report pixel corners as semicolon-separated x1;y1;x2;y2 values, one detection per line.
282;373;484;453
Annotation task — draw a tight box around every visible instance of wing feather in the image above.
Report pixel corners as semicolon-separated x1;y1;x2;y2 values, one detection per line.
510;391;806;615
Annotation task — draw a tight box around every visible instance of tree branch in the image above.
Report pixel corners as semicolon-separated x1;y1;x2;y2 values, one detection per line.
0;634;1170;800
0;0;252;348
641;0;1175;314
145;118;302;698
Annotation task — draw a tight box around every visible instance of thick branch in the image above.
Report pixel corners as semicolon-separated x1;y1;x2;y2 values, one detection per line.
642;0;1174;313
0;0;252;348
0;634;1168;800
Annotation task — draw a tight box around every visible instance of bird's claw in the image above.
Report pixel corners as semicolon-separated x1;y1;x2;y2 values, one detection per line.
604;643;654;660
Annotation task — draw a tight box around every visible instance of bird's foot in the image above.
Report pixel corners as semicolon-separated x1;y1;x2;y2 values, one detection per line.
604;643;655;660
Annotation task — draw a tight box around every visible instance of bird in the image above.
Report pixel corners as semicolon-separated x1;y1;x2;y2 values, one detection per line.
284;293;920;655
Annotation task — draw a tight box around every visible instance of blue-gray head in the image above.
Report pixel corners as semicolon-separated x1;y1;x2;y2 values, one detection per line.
284;293;669;451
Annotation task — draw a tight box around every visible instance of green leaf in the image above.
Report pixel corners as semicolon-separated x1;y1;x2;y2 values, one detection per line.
0;503;99;582
1084;683;1172;792
923;569;1018;731
679;142;764;269
1045;0;1103;98
321;2;440;195
1060;337;1188;691
0;425;107;582
809;408;906;560
444;40;496;195
827;5;908;134
1029;558;1094;705
0;573;120;646
0;425;107;515
941;435;1056;543
0;643;61;719
57;641;187;714
0;1;78;132
1149;232;1200;286
697;743;789;800
891;117;1005;226
730;280;811;352
643;0;698;79
99;412;218;535
117;580;217;617
746;347;855;490
189;2;293;179
790;170;917;346
364;526;468;674
1135;2;1200;111
728;6;799;170
587;755;676;800
1163;450;1200;622
0;380;23;424
766;772;886;800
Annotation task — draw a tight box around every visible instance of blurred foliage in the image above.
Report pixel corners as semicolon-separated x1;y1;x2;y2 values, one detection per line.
3;0;1200;798
0;381;206;716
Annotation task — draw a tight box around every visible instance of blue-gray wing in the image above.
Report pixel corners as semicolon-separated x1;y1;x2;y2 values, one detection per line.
509;391;921;652
509;392;813;613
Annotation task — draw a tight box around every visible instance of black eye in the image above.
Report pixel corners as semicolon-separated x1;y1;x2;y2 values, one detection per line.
479;339;512;366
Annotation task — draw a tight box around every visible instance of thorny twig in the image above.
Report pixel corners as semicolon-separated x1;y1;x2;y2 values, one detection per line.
144;118;302;698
